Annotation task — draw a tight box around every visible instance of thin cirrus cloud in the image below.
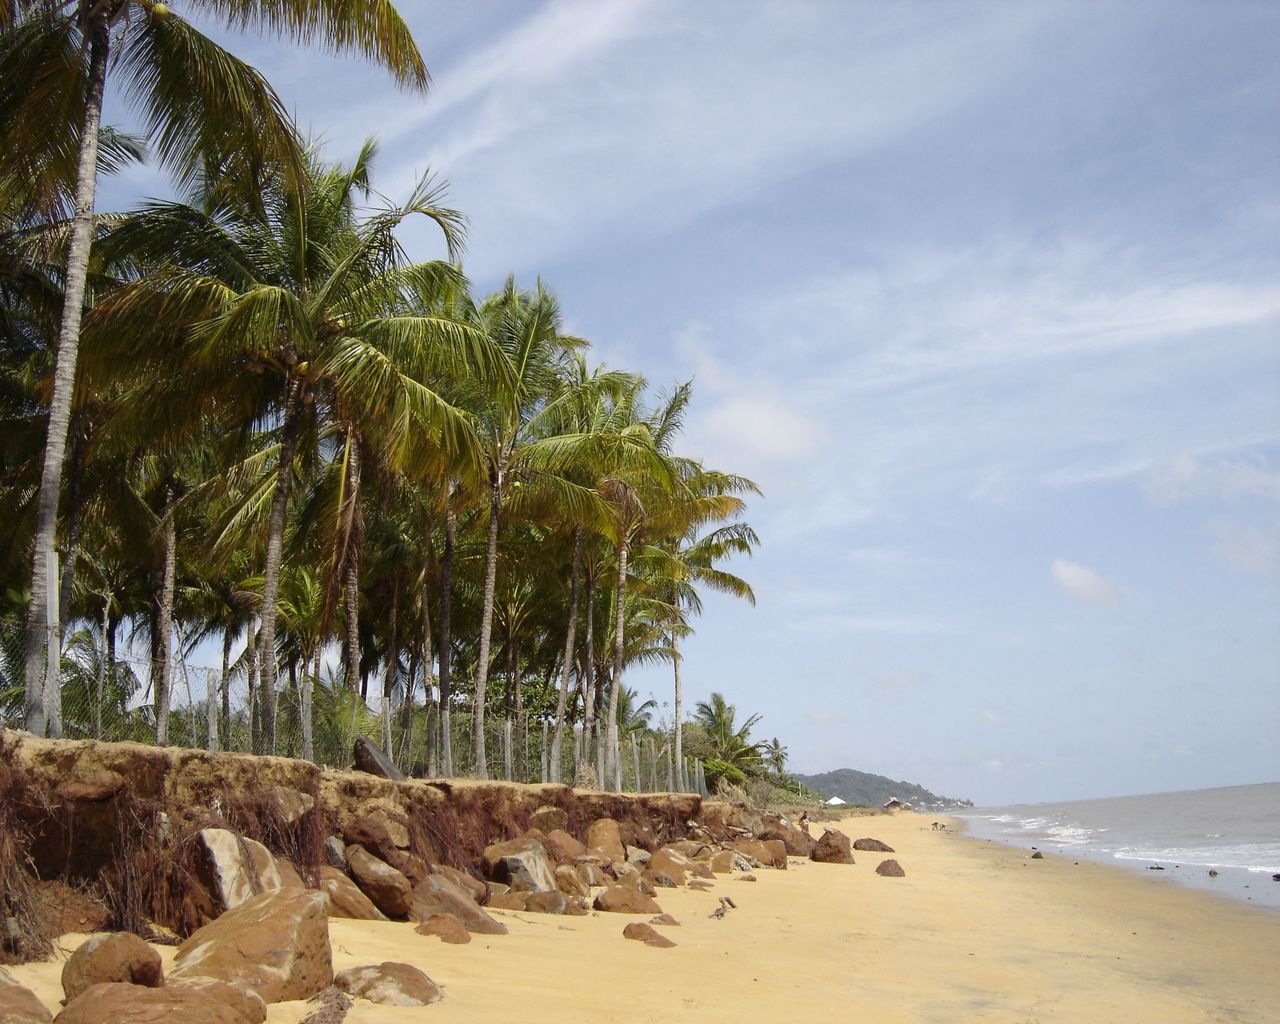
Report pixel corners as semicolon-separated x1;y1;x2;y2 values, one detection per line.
1051;559;1124;606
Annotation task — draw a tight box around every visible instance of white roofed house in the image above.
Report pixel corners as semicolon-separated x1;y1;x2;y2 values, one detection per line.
825;796;847;806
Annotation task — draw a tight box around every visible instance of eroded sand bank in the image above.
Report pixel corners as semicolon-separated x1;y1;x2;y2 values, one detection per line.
11;811;1279;1022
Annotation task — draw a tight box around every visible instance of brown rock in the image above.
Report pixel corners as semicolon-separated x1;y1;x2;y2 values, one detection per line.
542;829;587;864
410;875;508;935
853;837;895;853
486;892;528;911
317;866;386;921
706;849;735;874
53;982;250;1024
276;859;307;891
731;839;787;869
55;771;125;804
0;968;51;1024
586;818;625;862
345;809;410;853
481;838;556;892
267;786;314;826
554;864;590;897
432;866;487;904
643;869;680;889
414;913;471;944
622;922;676;948
593;885;662;914
760;819;816;857
811;829;855;865
167;978;268;1024
346;846;412;918
575;861;609;888
352;738;404;782
875;859;906;877
738;873;758;882
529;805;568;833
171;889;332;1004
563;898;589;917
688;879;715;891
649;913;681;926
196;829;285;912
62;933;163;1002
334;963;441;1007
524;891;567;915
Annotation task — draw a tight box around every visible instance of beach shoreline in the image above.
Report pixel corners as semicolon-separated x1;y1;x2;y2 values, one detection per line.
8;809;1278;1023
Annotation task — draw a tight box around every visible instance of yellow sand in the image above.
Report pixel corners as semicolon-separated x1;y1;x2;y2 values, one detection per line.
11;811;1278;1022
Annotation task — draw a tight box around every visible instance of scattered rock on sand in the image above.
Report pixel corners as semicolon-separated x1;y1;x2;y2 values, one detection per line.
481;838;556;892
529;805;568;833
622;922;676;948
593;885;662;914
296;986;351;1024
317;865;386;921
415;912;471;944
586;819;626;862
196;828;284;911
649;913;681;926
811;829;855;865
486;892;527;911
731;840;787;869
346;846;412;918
0;968;51;1024
334;963;441;1007
875;859;906;878
1031;852;1044;860
853;838;895;853
62;933;164;1001
738;874;758;882
351;738;404;782
344;810;410;861
555;864;590;897
410;874;508;935
171;888;332;1004
55;981;254;1024
524;891;568;915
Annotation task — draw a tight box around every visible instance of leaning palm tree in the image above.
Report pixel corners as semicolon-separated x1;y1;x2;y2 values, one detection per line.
5;0;428;735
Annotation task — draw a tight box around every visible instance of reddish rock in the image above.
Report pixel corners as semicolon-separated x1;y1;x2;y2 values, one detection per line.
275;859;307;891
414;913;471;944
346;845;412;918
529;805;568;834
811;829;855;865
593;885;662;914
266;786;314;826
649;913;681;926
738;873;758;882
196;829;285;912
55;771;125;804
524;891;568;915
731;840;787;869
707;850;735;874
760;820;816;857
170;889;332;1004
876;859;906;877
166;978;266;1024
622;922;676;948
317;866;386;921
542;829;587;864
62;933;164;1001
853;837;895;853
54;982;251;1023
432;865;487;904
586;818;625;862
481;838;556;892
555;864;590;897
0;968;51;1024
410;875;508;935
334;963;441;1007
486;892;527;911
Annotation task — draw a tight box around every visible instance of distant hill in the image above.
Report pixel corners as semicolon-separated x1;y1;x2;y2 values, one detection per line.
794;768;972;810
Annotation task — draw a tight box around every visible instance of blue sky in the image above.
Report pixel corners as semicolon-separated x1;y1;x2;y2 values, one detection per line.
99;1;1280;804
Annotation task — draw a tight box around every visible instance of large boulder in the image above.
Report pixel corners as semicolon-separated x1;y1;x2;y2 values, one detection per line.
317;866;386;921
346;845;412;918
170;888;332;1004
54;982;256;1024
481;838;556;893
586;818;625;862
352;737;404;781
731;839;787;869
592;885;662;915
542;829;587;864
431;865;487;904
344;810;410;860
414;913;471;944
811;829;855;865
622;922;676;948
164;979;266;1024
760;820;816;857
410;875;507;935
62;933;163;1002
706;849;735;874
0;968;51;1024
266;786;314;826
334;963;441;1007
853;837;895;853
529;805;568;833
524;891;568;915
195;828;284;912
876;859;906;877
554;864;590;897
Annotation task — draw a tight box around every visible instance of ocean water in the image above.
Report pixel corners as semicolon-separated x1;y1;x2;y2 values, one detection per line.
956;782;1280;910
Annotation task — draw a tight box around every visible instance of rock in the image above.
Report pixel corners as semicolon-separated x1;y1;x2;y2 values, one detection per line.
688;879;714;891
317;866;386;921
55;771;125;804
760;822;815;857
739;873;757;882
1031;851;1045;860
53;982;252;1024
731;840;787;869
167;978;268;1024
352;738;404;781
414;913;471;944
853;837;895;853
334;963;441;1007
1208;869;1219;877
875;859;906;878
649;913;680;926
555;864;590;897
62;933;164;1001
707;850;735;874
481;838;556;893
564;897;589;917
529;805;568;833
345;809;410;855
432;865;487;904
410;875;508;935
346;846;412;918
296;987;351;1024
486;892;528;911
276;859;307;891
267;786;314;826
811;829;855;865
524;891;568;915
323;837;347;870
0;968;51;1024
171;888;332;1004
586;818;625;862
593;885;662;914
543;829;588;863
195;828;284;912
576;862;609;888
622;922;676;948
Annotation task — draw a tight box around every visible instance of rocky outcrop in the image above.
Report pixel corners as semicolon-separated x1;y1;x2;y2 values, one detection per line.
345;846;412;918
811;830;855;865
730;839;787;869
0;968;51;1024
481;838;556;892
317;866;386;921
165;978;267;1024
622;922;676;948
196;829;284;912
853;837;895;853
334;963;441;1007
352;738;404;782
760;817;816;857
171;889;332;1004
524;891;568;915
410;874;507;935
266;786;314;826
414;912;471;944
586;819;625;862
61;933;163;1001
554;864;590;897
593;885;661;914
875;859;906;877
528;805;568;833
54;981;258;1024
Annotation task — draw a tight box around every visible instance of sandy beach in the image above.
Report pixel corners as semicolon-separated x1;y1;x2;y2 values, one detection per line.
8;810;1277;1023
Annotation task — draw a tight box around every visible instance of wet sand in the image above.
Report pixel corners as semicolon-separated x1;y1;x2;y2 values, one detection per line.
11;811;1279;1022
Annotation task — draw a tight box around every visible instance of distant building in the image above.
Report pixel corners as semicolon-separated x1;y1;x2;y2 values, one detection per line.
825;796;847;806
882;798;904;810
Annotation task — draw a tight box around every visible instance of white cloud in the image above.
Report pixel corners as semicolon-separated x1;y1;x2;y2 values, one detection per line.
1144;452;1280;504
1210;521;1280;576
980;709;1005;727
1051;559;1124;606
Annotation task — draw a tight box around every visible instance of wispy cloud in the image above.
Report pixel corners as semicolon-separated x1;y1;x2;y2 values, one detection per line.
1144;452;1280;504
1051;559;1124;606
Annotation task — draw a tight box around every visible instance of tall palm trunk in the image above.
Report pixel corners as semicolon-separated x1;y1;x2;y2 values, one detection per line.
57;429;85;643
549;526;581;783
302;648;317;762
246;615;259;752
220;626;233;746
94;593;109;740
502;640;514;780
605;540;629;791
582;570;598;782
438;507;456;776
342;429;362;690
414;580;431;771
382;575;399;757
23;7;111;737
472;474;501;779
154;498;177;746
258;377;304;754
672;628;685;791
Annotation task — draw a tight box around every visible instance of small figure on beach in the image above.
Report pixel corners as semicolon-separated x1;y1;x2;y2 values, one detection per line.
798;811;810;836
931;821;947;831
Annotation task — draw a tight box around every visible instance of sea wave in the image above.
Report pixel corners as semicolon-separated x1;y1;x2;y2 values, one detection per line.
1112;843;1280;873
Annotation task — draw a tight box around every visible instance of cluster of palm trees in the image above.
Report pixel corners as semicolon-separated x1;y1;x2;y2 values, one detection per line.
0;0;765;790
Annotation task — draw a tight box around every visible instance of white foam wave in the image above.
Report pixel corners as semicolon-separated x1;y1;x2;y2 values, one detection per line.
1113;842;1280;873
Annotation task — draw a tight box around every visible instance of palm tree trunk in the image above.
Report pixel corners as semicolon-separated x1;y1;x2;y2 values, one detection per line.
548;526;581;783
302;649;317;762
23;7;110;737
94;593;109;740
220;626;233;747
57;428;85;644
605;541;629;790
246;616;259;753
342;429;362;690
438;507;456;776
382;574;399;757
672;628;685;791
258;378;304;755
582;570;597;782
154;499;177;746
419;581;434;774
472;475;501;779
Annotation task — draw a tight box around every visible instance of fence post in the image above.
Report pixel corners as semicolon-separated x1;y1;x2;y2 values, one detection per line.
206;668;218;751
630;735;641;793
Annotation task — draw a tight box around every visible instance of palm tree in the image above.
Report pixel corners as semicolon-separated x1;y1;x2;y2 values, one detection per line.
764;736;788;775
5;0;430;737
694;691;764;775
